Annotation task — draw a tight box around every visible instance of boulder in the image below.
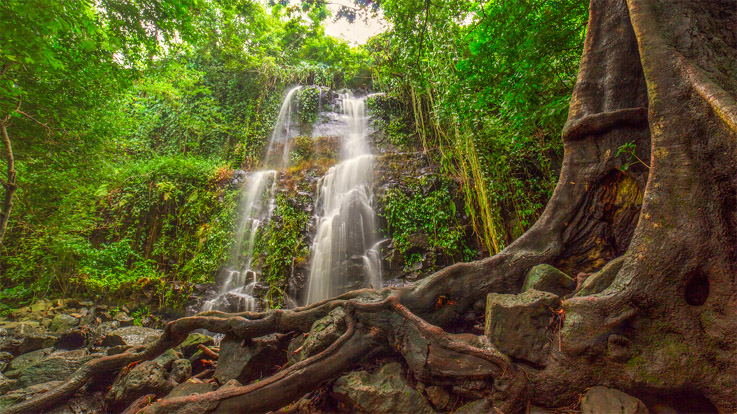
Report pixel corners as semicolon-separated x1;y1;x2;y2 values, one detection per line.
9;299;54;322
90;321;120;346
576;256;626;296
332;362;436;414
102;326;161;347
106;360;174;411
580;386;648;414
521;264;576;296
178;333;215;359
454;399;494;414
0;351;12;372
13;349;95;388
0;372;15;394
0;323;57;355
49;314;79;332
0;380;62;409
113;312;134;326
4;347;54;377
214;333;288;384
170;359;192;383
425;385;451;410
485;289;560;366
45;391;105;414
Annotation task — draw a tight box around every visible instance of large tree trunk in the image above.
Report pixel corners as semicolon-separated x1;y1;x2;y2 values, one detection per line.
5;0;736;413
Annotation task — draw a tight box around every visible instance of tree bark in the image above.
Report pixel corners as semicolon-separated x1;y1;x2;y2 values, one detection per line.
5;0;736;412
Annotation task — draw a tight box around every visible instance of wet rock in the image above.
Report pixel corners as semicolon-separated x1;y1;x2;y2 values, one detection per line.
332;362;436;414
14;349;96;388
0;380;62;409
0;351;12;372
485;289;560;366
91;321;120;346
425;385;451;410
45;391;105;414
6;348;53;374
289;307;346;364
178;333;215;358
166;380;216;398
103;326;161;347
154;349;181;371
0;372;15;394
9;299;55;322
114;312;134;327
107;345;132;356
576;256;626;296
214;333;288;384
106;360;174;411
170;359;192;383
522;264;576;296
49;314;79;332
580;386;648;414
0;323;57;355
454;399;493;414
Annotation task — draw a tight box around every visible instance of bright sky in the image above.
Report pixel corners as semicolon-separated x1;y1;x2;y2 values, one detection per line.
321;0;387;45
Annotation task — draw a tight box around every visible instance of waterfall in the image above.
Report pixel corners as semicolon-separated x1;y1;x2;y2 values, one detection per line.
305;93;382;305
202;86;301;312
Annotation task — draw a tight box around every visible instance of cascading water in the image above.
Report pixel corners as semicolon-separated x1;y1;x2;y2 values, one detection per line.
202;86;302;312
305;93;382;304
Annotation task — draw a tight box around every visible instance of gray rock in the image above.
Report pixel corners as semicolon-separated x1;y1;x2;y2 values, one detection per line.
154;349;181;371
14;351;93;388
454;399;494;414
91;321;120;346
332;362;436;414
0;324;57;355
178;333;214;358
0;372;15;394
166;380;216;398
485;289;560;366
522;264;576;296
170;359;192;383
0;351;12;371
106;360;174;410
0;380;62;409
103;326;161;347
49;314;79;332
45;391;105;414
580;386;648;414
113;312;134;327
7;348;53;374
214;334;288;385
576;256;626;296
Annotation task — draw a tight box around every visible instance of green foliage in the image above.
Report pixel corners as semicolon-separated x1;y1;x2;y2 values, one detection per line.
0;0;374;313
381;179;471;268
296;86;326;126
253;193;310;308
370;0;587;253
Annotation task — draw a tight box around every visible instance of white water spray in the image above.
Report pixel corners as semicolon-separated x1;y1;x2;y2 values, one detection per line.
202;87;302;312
305;93;382;304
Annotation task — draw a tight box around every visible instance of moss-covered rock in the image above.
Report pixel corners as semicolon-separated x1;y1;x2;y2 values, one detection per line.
484;289;560;366
332;362;436;414
521;264;575;296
